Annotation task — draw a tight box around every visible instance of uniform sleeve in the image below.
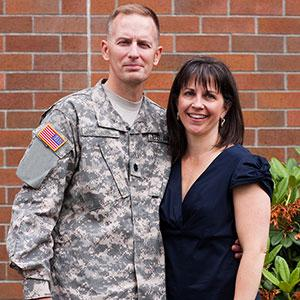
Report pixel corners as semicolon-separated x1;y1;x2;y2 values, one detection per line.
230;154;273;199
6;107;78;299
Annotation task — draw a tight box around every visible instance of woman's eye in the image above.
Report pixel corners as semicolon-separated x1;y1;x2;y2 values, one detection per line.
184;90;195;96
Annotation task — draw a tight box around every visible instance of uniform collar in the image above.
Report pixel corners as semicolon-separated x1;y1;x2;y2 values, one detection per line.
92;79;165;134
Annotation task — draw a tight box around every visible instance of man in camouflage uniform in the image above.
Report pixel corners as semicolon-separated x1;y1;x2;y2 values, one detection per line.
7;4;170;300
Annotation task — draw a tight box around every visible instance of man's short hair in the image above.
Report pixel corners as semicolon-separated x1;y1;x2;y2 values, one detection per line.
107;4;160;39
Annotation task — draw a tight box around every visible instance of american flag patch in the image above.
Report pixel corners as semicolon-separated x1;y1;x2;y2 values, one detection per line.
38;124;67;152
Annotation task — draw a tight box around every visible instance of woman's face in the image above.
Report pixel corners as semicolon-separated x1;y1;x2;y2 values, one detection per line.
177;80;228;139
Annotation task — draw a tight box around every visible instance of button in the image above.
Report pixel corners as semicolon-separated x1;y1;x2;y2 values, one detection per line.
133;163;138;172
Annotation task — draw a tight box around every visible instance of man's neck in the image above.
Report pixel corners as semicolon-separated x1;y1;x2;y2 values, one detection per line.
105;79;144;102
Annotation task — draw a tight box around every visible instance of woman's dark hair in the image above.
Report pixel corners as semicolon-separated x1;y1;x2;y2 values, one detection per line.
167;56;244;162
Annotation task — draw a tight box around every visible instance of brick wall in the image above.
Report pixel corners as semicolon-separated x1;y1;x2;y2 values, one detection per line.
0;0;299;298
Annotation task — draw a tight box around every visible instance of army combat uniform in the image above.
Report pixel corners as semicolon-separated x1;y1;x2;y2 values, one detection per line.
7;80;171;299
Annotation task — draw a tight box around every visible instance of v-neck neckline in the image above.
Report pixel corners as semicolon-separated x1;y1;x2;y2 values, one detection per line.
180;145;237;204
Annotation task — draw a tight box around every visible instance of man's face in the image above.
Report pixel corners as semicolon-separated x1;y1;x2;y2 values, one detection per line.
102;13;162;88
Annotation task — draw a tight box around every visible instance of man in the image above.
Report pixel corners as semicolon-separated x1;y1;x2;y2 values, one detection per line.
7;4;170;299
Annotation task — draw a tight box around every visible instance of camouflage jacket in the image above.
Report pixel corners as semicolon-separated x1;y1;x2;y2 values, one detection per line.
7;81;171;299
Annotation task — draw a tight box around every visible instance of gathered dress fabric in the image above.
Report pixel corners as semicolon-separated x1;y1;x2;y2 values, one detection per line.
160;144;273;300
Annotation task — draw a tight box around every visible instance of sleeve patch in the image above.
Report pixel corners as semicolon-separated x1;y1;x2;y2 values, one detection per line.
38;123;67;152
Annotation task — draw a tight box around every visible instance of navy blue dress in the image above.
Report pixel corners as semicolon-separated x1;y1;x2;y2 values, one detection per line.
160;145;273;300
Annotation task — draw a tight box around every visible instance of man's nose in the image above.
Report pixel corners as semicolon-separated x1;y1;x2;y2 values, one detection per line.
128;43;139;58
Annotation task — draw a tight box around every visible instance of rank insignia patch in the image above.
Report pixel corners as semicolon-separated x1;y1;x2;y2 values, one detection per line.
38;124;67;152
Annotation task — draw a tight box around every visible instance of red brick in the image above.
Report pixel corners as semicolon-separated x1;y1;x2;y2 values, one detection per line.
176;35;229;52
119;0;171;14
287;37;300;52
0;93;32;109
91;0;114;14
35;17;87;33
62;73;88;90
7;111;41;129
0;112;4;128
288;111;300;127
91;16;110;34
232;35;283;52
243;111;284;127
91;72;108;86
7;188;20;205
258;55;300;71
0;226;4;242
235;74;284;90
247;147;285;161
145;73;174;90
92;54;109;71
0;130;31;147
62;36;87;52
259;130;300;146
207;54;255;71
231;0;282;15
6;35;59;52
0;263;5;280
145;92;169;108
286;0;300;15
62;0;86;14
288;74;300;90
0;244;7;260
7;267;23;280
203;17;255;33
0;0;2;14
160;16;199;33
0;54;32;71
6;149;25;167
287;148;300;161
34;92;68;109
6;0;59;14
6;73;60;90
0;36;3;51
239;92;255;108
175;0;227;14
0;282;23;299
91;35;105;52
0;188;4;204
0;170;20;186
258;92;300;108
160;35;173;53
0;74;4;90
244;129;255;145
0;16;32;33
0;150;3;166
259;18;300;34
34;54;87;71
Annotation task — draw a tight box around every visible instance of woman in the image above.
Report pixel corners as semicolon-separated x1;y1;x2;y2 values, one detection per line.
160;57;273;299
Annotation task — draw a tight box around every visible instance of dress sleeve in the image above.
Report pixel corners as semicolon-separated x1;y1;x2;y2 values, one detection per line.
230;155;273;199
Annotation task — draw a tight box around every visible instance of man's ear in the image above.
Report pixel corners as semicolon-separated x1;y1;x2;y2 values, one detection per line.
153;46;163;66
101;40;110;61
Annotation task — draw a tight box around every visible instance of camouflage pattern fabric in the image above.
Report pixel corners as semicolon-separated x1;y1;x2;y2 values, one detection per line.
7;80;171;299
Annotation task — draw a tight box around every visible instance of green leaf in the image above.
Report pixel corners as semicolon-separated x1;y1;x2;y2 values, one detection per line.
275;256;290;282
278;281;292;293
265;244;283;266
270;158;288;178
275;177;289;204
288;232;300;246
262;269;280;286
290;268;300;288
281;236;293;248
297;261;300;268
295;147;300;155
286;158;297;170
271;231;284;246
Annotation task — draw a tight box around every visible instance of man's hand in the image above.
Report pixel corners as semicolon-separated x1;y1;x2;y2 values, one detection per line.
232;239;243;259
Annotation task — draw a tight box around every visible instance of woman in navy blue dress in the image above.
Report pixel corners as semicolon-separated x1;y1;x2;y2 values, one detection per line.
160;57;273;299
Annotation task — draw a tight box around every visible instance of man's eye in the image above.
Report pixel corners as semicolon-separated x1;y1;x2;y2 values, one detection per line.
139;42;151;49
118;40;129;46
